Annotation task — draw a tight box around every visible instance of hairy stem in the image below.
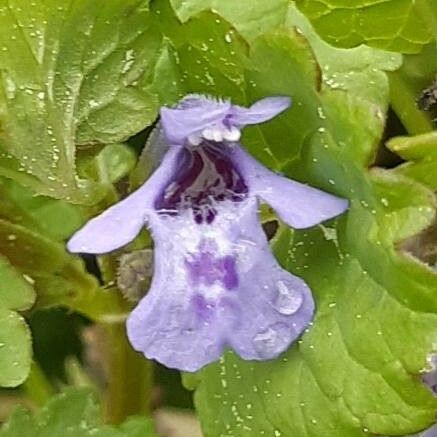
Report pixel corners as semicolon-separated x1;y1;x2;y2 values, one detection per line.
103;320;154;424
22;361;54;407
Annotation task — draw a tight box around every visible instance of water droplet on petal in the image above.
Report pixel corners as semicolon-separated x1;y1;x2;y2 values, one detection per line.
252;323;290;358
273;280;302;315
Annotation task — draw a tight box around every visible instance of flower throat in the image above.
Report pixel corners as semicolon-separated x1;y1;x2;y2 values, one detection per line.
154;142;248;223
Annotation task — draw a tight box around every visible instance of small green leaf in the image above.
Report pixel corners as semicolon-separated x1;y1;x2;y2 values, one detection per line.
0;218;122;322
0;177;86;240
80;143;137;185
0;255;35;387
0;389;156;437
387;131;437;190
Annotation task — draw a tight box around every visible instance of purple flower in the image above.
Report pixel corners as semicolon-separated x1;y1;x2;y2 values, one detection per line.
67;95;348;372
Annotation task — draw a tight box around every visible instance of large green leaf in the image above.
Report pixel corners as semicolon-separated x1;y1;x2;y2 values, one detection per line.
0;0;161;203
295;0;436;54
0;389;156;437
169;0;289;41
154;5;437;437
168;0;436;54
0;256;35;387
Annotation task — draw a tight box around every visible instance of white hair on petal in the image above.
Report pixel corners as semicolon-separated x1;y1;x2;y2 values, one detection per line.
176;93;230;109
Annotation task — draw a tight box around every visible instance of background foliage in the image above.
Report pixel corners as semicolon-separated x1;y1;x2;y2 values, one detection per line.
0;0;435;436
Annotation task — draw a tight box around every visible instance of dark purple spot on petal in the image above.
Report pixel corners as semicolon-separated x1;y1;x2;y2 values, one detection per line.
185;244;238;290
222;256;239;289
154;142;248;222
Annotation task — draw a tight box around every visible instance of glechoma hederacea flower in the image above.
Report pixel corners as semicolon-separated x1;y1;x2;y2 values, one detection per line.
67;95;348;372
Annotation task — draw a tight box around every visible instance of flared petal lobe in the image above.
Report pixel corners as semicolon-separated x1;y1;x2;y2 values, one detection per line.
67;147;181;254
231;146;348;228
229;96;291;126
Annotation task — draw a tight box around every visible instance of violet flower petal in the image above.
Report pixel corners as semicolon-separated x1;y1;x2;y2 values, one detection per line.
231;145;348;228
160;98;231;145
220;204;314;361
67;147;181;254
127;197;314;371
229;96;291;126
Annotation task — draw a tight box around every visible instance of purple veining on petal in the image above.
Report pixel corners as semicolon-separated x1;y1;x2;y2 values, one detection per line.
185;241;239;290
154;142;248;223
191;293;215;323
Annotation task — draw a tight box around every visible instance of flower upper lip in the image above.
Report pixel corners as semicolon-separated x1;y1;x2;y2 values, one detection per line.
159;94;292;146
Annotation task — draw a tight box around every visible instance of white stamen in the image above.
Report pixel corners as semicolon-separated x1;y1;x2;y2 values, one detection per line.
197;125;241;143
202;128;214;140
212;129;223;142
188;133;202;146
223;126;241;142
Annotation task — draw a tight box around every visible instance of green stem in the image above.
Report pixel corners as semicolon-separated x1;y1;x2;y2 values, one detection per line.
389;70;434;135
22;361;54;407
96;254;153;424
103;320;154;424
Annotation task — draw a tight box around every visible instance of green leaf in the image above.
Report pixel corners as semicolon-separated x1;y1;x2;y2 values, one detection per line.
152;1;249;102
0;255;35;387
295;0;436;54
172;6;437;437
387;131;437;190
0;388;156;437
80;143;137;185
168;0;436;54
0;0;161;204
0;177;86;240
169;0;289;41
0;218;123;322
